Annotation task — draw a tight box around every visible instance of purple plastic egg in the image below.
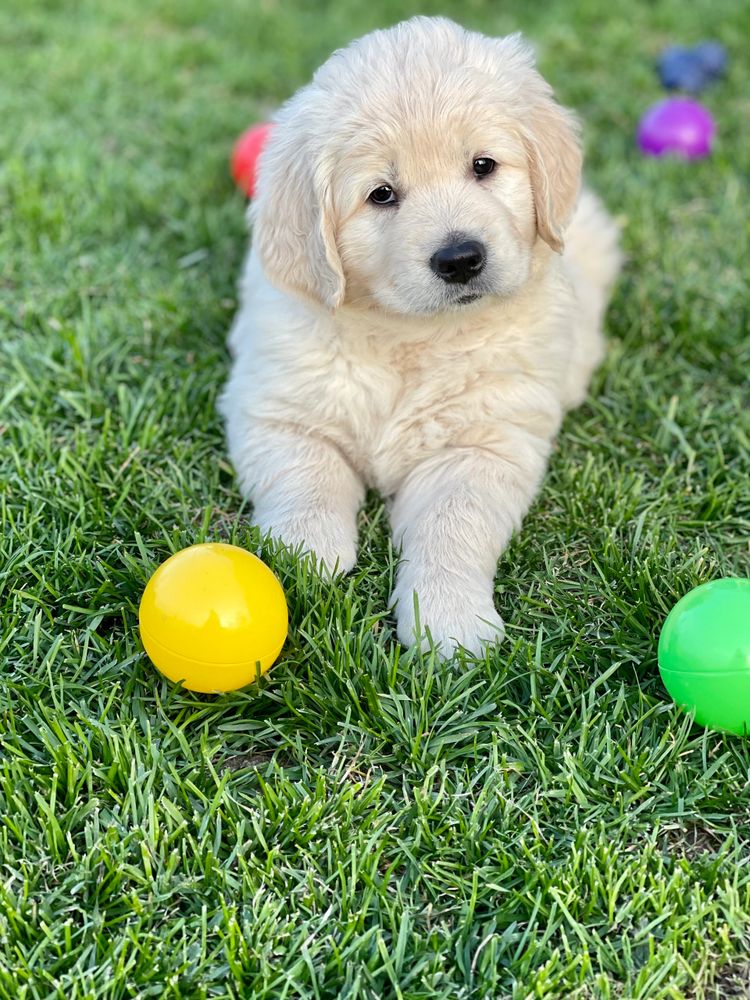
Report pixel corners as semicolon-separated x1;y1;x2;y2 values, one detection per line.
637;98;716;159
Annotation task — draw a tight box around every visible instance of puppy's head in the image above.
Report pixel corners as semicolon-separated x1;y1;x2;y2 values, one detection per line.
253;17;582;316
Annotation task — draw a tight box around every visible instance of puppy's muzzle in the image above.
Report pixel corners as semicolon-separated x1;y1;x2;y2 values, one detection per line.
430;239;486;284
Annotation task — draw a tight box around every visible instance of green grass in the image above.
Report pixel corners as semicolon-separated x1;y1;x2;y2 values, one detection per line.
1;0;749;996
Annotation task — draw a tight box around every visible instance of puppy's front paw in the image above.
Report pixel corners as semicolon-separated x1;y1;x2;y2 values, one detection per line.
392;577;505;657
257;509;357;576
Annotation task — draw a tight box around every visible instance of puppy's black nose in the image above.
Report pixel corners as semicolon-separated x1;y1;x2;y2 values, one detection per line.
430;240;486;284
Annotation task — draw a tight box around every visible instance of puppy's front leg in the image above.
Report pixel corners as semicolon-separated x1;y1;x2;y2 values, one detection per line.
390;437;550;655
227;420;364;575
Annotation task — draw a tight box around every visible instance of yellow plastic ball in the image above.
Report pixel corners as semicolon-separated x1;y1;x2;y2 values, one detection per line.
138;543;288;693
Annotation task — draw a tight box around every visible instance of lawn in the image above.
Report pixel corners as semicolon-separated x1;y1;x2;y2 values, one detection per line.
1;0;749;996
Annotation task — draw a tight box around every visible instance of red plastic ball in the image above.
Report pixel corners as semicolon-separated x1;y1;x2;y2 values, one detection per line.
231;123;272;198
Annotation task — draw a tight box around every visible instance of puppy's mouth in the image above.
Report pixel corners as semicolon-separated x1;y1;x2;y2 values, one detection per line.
454;292;482;305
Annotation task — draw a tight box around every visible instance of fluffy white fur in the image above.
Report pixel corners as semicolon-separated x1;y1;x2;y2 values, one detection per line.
220;16;621;655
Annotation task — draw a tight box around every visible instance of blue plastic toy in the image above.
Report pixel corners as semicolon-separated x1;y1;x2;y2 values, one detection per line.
657;42;728;93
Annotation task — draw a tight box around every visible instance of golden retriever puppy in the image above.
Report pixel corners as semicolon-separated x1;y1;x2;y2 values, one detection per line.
220;16;621;655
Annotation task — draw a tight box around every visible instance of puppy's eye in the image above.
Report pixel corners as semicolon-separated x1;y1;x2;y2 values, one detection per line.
473;157;496;178
368;185;398;206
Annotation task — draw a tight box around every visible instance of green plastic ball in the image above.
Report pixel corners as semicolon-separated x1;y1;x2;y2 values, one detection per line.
658;578;750;735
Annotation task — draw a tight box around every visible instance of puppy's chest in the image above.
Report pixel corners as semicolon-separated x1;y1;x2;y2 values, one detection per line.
307;337;560;495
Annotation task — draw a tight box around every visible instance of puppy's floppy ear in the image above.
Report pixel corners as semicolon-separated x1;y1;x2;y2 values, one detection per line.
522;94;582;254
251;107;345;310
486;33;582;253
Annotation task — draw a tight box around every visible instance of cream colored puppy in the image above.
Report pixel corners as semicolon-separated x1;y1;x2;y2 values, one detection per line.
220;16;621;655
